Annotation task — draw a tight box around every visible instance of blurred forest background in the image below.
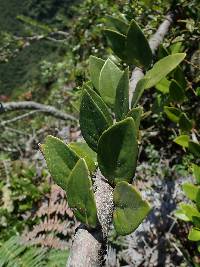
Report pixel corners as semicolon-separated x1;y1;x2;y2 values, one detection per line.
0;0;200;266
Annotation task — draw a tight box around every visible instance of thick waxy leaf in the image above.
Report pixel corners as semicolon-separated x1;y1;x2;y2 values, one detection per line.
192;164;200;184
169;79;185;102
155;77;171;94
126;107;143;132
164;106;181;123
69;142;97;172
68;158;97;227
131;54;186;107
106;16;129;35
42;136;80;192
113;181;151;235
80;88;113;151
173;135;189;148
99;59;123;107
188;141;200;157
188;228;200;241
89;56;105;91
179;113;193;132
84;87;113;125
131;78;149;108
104;30;126;60
144;53;186;89
182;183;199;201
126;20;152;68
115;68;129;121
98;117;138;185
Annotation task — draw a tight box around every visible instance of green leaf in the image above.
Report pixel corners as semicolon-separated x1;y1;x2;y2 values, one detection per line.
179;113;193;132
155;77;171;94
115;67;129;121
180;203;200;221
80;88;112;151
67;158;97;227
106;15;129;35
144;53;186;89
125;20;152;68
196;190;200;210
188;228;200;241
164;106;181;123
104;30;126;60
89;56;105;91
173;135;189;148
126;107;143;132
196;87;200;97
174;209;190;221
188;142;200;157
169;79;185;102
131;78;149;108
69;142;97;173
99;59;123;107
192;164;200;184
113;181;151;235
192;216;200;228
170;42;184;54
182;183;199;201
97;117;138;185
42;136;80;192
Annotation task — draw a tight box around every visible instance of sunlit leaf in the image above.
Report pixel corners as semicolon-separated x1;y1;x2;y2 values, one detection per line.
99;58;123;107
89;55;105;91
69;142;97;172
144;53;186;89
42;136;79;192
173;135;189;148
115;67;129;121
188;228;200;241
164;106;181;123
68;158;97;227
113;181;151;235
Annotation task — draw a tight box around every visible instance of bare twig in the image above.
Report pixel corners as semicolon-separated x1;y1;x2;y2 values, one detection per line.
0;110;38;126
1;101;77;122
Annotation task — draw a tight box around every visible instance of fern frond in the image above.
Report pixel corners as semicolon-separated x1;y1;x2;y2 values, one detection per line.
0;236;25;267
0;236;47;267
46;249;69;267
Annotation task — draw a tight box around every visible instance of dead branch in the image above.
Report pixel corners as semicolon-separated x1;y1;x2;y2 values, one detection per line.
1;101;77;122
